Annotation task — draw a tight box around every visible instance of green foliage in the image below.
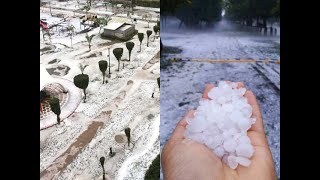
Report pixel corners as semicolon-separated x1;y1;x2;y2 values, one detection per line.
113;48;123;71
81;5;91;13
95;16;111;33
99;60;108;84
40;91;49;102
124;127;131;147
85;33;95;51
125;42;135;61
138;33;144;51
271;0;280;17
49;97;61;115
161;0;189;14
109;147;116;157
156;21;160;27
146;30;152;37
136;0;159;8
74;74;89;103
225;0;279;24
74;74;89;90
100;156;106;180
49;97;61;124
153;26;160;41
175;0;223;26
138;32;144;42
100;157;105;167
144;154;160;180
146;30;152;47
79;64;88;74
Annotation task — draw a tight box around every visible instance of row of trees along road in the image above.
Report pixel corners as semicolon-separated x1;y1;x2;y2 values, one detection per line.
161;0;279;28
224;0;280;28
161;0;223;27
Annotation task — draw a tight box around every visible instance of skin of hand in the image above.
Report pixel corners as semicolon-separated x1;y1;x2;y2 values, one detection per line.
161;82;277;180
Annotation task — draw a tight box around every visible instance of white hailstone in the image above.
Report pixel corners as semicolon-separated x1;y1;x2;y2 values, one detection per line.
241;104;253;117
222;155;229;164
238;135;251;144
237;117;251;131
231;82;238;88
186;116;207;133
213;146;225;158
217;96;227;104
227;155;239;169
235;156;251;167
223;139;237;153
235;144;254;158
184;81;256;169
211;135;224;147
222;103;234;112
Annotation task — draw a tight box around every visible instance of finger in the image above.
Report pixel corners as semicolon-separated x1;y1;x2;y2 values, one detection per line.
170;110;195;140
237;82;245;88
245;90;265;134
202;84;215;99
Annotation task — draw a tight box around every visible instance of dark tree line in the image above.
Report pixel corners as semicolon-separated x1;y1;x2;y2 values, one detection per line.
224;0;280;28
162;0;223;27
176;0;222;27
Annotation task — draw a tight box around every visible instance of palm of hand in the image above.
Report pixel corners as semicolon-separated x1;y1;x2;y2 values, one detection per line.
162;83;276;180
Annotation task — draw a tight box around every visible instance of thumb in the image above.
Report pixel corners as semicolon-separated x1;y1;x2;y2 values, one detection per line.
170;110;196;141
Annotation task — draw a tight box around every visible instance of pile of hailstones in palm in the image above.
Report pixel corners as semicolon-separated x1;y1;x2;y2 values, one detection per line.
184;81;256;169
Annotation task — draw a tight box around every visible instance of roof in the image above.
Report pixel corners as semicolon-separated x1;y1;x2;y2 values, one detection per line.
118;24;132;31
40;64;56;91
103;22;125;30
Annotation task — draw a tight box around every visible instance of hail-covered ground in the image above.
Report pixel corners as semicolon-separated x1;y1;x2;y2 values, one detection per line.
160;16;280;179
40;1;160;179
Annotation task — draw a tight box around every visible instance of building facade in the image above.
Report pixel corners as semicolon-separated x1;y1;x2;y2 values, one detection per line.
103;23;135;40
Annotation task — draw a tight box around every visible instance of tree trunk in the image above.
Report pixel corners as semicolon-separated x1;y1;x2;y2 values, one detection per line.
108;49;111;74
49;2;52;16
263;18;267;28
129;51;131;61
147;37;149;47
118;61;120;71
57;115;60;125
89;44;91;51
140;43;141;52
246;19;253;26
102;73;105;84
83;89;86;103
102;168;106;180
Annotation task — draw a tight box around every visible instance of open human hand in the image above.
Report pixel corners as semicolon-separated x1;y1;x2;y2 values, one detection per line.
161;82;276;180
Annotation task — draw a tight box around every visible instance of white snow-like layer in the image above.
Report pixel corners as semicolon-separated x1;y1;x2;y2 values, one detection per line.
184;81;255;169
161;16;280;60
56;81;160;180
40;116;89;171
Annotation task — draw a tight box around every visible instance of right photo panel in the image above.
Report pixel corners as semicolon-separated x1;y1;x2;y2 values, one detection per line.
160;0;280;179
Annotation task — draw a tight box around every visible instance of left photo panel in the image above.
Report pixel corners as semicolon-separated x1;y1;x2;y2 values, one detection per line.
40;0;160;179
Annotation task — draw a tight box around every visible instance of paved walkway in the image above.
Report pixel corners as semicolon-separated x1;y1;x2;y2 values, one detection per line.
40;78;82;130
